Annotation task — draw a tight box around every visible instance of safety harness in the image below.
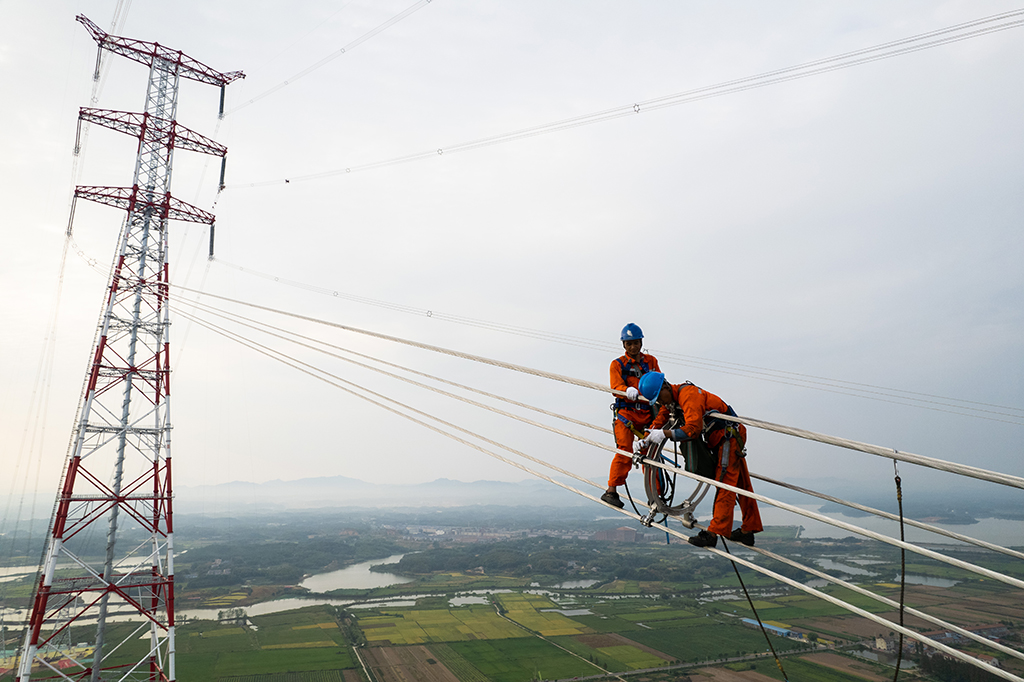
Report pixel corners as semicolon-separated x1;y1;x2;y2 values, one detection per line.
611;355;655;413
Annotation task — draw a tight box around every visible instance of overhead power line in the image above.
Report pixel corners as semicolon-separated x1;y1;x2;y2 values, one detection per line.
224;8;1024;188
209;259;1024;423
174;301;1024;680
171;284;1024;490
225;0;433;115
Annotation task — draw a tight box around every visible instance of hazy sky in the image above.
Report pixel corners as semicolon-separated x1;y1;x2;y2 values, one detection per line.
2;1;1022;514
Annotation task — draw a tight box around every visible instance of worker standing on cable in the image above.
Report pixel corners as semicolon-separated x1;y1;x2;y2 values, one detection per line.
602;323;661;509
636;372;763;547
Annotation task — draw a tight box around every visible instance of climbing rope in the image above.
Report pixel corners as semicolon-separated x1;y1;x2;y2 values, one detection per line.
892;460;906;682
722;538;789;681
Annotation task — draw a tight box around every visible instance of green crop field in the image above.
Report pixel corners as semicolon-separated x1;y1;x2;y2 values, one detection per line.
750;656;873;682
627;622;805;662
551;635;668;672
495;593;590;636
731;589;890;622
598;644;665;668
356;604;526;644
203;649;356;679
568;614;642;633
449;638;598;682
428;643;491;682
219;670;347;682
618;608;697;622
171;606;357;682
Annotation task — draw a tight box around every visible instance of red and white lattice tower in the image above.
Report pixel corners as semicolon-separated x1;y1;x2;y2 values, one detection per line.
17;16;242;682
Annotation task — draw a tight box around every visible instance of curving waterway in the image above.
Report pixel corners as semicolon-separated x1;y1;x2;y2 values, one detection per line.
177;554;411;621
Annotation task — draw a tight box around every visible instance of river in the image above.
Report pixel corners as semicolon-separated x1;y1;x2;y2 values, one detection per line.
298;554;411;592
757;504;1024;546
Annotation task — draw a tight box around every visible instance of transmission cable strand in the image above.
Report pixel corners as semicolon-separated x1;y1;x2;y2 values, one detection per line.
155;298;1024;572
173;286;629;396
752;473;1024;561
224;10;1024;189
225;0;433;115
741;542;1024;663
188;269;1024;424
174;286;1024;490
177;311;651;508
175;297;610;434
212;259;1024;417
694;536;1022;682
709;412;1024;490
181;304;1024;591
636;454;1024;590
184;309;1023;681
173;304;617;448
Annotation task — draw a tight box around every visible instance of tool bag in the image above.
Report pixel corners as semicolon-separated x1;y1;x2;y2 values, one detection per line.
682;436;717;479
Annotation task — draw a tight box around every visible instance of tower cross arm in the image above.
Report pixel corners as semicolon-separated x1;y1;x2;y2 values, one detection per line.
77;15;245;86
80;108;228;157
74;186;217;225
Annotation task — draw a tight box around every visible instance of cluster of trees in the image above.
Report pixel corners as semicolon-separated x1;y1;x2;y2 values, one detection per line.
179;535;402;588
918;654;1005;682
382;536;740;582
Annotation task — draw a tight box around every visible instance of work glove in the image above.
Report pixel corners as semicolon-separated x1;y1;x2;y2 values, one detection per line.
646;429;666;445
625;387;640;401
633;438;647;454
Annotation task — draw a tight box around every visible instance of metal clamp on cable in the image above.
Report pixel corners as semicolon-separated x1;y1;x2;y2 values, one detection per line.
640;509;658;527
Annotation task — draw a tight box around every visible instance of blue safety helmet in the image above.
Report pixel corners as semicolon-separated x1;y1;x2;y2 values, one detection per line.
638;371;666;402
620;323;643;342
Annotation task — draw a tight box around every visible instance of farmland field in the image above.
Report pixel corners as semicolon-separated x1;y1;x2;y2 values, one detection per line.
495;593;589;636
748;655;881;682
356;604;526;644
360;644;461;682
627;622;805;663
550;633;669;672
448;638;598;682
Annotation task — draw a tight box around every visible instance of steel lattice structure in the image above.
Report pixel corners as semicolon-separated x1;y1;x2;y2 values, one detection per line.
16;16;242;682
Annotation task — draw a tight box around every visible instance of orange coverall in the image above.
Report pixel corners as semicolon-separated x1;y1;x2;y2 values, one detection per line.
608;352;661;487
650;383;763;538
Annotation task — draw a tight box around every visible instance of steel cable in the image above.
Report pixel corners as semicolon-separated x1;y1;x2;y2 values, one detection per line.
177;303;1024;590
173;308;1024;682
210;259;1024;419
172;286;1024;489
751;473;1024;562
224;10;1024;189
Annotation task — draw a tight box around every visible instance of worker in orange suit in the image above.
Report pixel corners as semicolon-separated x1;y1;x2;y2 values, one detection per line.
637;371;762;547
601;323;661;509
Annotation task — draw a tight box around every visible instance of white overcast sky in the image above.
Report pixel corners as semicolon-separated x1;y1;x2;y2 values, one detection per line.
2;1;1022;510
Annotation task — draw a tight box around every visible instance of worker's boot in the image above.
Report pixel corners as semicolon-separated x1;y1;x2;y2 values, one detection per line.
729;528;756;547
600;491;625;509
687;530;718;548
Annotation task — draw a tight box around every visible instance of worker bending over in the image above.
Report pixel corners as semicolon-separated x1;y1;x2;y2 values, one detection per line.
602;323;661;509
636;372;763;547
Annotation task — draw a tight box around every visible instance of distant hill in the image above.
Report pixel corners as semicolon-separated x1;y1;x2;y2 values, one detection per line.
173;476;595;514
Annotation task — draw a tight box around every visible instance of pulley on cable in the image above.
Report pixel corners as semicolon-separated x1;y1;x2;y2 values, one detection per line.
633;413;717;529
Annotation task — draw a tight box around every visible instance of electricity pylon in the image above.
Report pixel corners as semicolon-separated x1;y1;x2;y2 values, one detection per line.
17;16;242;682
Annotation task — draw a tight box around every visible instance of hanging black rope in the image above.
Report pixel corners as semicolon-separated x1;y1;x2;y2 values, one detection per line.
722;538;789;681
892;460;906;681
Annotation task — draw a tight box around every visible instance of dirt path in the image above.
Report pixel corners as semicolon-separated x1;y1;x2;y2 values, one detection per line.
360;645;461;682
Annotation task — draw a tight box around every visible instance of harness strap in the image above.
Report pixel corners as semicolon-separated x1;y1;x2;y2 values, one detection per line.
614;411;646;438
614;356;654;412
